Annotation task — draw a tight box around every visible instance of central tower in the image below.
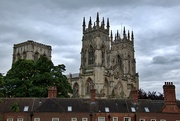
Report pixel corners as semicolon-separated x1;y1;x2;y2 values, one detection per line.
79;13;110;98
69;13;139;99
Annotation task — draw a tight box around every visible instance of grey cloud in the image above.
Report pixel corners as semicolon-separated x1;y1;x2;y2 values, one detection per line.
152;56;180;64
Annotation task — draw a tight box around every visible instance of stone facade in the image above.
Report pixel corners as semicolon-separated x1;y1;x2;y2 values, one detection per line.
68;13;139;99
13;40;51;63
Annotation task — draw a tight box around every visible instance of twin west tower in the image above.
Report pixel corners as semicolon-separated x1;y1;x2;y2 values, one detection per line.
69;13;139;99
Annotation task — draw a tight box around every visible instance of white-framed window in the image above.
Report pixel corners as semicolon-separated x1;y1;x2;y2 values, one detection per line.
82;118;88;121
23;106;29;111
68;106;72;111
131;107;136;112
34;118;40;121
160;119;166;121
144;107;150;112
105;107;109;112
7;118;13;121
98;117;105;121
124;117;131;121
52;118;59;121
151;119;156;121
17;118;23;121
139;119;145;121
71;118;77;121
113;117;118;121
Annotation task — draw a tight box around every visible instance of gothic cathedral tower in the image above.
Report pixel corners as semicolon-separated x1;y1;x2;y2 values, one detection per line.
70;13;139;99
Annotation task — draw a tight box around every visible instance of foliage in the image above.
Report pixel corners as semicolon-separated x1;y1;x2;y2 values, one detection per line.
138;88;164;100
10;102;19;112
2;56;72;98
0;73;4;97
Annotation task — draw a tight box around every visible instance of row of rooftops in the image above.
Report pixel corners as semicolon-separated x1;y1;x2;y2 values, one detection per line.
1;98;179;113
0;82;180;114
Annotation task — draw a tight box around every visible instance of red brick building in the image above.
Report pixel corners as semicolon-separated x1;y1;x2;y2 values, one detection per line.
0;82;180;121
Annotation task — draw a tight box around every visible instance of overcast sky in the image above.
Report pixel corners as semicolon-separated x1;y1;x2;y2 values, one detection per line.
0;0;180;99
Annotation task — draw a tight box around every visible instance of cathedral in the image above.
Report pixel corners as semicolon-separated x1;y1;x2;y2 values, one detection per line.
12;13;139;99
68;13;139;99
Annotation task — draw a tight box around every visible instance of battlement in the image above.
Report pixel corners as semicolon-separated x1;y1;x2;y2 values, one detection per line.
111;27;134;45
14;40;51;50
82;12;110;34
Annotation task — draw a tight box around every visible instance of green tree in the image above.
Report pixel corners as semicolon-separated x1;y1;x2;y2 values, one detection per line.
138;88;164;100
0;73;4;97
3;56;72;97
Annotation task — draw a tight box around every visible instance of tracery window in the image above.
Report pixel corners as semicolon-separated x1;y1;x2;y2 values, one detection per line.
117;55;122;67
86;78;93;95
88;45;94;65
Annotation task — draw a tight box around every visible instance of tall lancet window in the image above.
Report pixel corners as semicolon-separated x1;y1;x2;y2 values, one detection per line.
86;78;93;95
117;55;121;67
128;55;131;73
102;46;105;65
88;45;94;65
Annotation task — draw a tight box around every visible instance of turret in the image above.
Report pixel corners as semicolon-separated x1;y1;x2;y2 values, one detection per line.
96;12;100;27
123;26;126;39
88;17;92;30
128;30;130;40
131;30;134;45
101;17;105;29
83;17;86;33
110;30;113;42
107;18;110;31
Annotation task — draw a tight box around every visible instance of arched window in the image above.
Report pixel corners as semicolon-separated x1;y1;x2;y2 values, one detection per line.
86;78;93;95
104;78;109;96
128;55;131;73
117;55;121;67
88;46;94;65
102;46;105;65
73;83;79;98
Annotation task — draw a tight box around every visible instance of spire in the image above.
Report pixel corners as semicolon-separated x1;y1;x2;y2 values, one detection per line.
110;30;113;42
88;17;92;29
96;12;99;27
128;30;130;40
83;17;86;33
93;22;96;29
117;30;119;39
123;26;126;39
101;17;105;29
131;30;134;45
107;18;110;30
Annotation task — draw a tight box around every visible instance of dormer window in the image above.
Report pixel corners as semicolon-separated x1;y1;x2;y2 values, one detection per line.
68;106;72;111
105;107;109;112
131;107;136;112
144;107;150;112
24;106;29;111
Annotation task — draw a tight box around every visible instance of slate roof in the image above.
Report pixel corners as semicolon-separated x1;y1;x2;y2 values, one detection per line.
0;98;180;113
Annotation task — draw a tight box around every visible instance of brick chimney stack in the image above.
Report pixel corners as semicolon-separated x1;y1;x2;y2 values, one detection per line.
48;86;57;98
163;82;176;105
162;82;180;113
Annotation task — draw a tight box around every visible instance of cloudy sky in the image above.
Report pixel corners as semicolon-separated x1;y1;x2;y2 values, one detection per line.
0;0;180;99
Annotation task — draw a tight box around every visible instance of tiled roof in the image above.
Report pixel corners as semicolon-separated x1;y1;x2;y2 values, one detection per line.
0;98;179;113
